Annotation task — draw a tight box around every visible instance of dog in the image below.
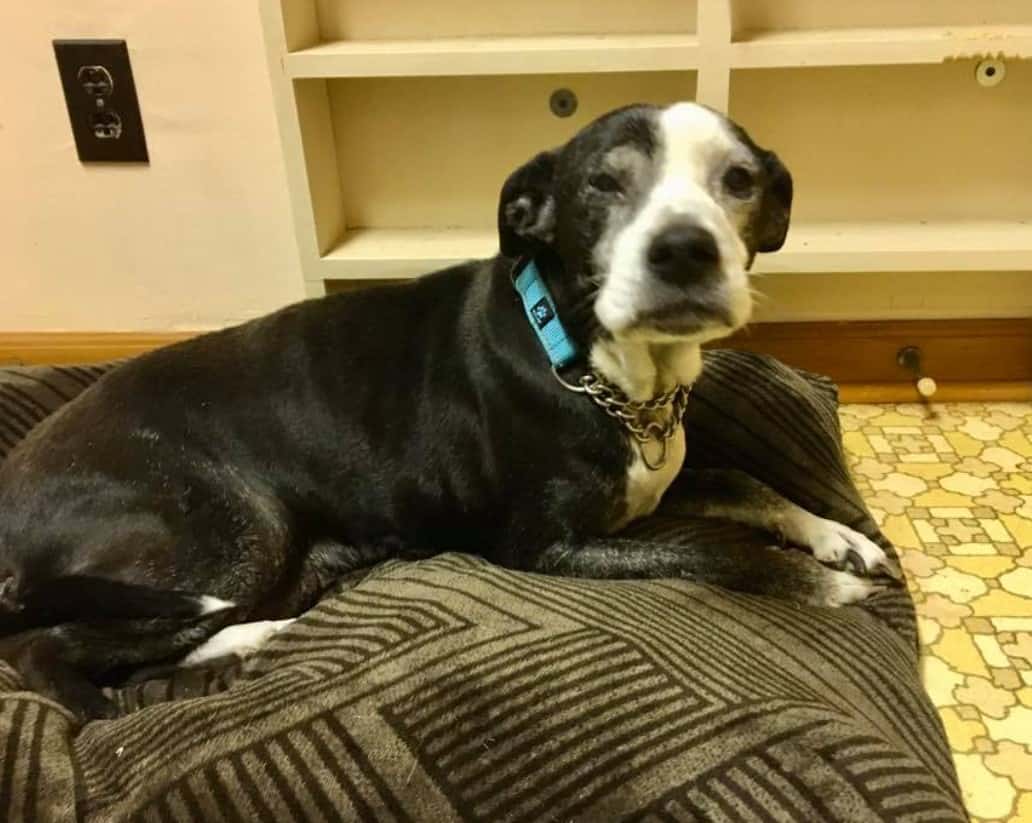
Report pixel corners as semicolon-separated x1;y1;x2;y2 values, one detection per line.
0;102;898;722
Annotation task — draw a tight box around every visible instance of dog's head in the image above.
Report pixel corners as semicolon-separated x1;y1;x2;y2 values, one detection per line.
499;102;792;344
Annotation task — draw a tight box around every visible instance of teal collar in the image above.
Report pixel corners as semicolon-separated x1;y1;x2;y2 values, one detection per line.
512;258;579;369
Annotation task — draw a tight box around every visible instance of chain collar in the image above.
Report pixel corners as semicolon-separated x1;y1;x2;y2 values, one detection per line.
553;368;692;470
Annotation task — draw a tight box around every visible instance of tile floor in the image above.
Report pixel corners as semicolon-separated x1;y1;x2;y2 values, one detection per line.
841;401;1032;823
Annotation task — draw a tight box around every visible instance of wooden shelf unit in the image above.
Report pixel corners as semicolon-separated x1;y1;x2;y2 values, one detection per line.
286;34;701;78
260;0;1032;307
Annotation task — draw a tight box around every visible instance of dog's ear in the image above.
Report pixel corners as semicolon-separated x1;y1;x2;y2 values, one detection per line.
754;151;793;253
498;149;560;259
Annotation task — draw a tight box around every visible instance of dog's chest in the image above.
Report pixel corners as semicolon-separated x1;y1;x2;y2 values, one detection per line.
611;424;686;532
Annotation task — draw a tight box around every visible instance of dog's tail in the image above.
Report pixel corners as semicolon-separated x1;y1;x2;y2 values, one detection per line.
0;572;235;637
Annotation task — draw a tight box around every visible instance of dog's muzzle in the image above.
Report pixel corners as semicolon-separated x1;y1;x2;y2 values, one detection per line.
646;223;720;287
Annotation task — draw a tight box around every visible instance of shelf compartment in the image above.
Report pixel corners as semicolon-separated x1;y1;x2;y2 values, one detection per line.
309;0;695;42
729;0;1032;38
287;34;700;78
320;227;496;279
731;25;1032;68
729;62;1032;226
326;72;696;234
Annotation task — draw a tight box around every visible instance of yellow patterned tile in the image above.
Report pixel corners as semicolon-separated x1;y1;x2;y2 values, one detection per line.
902;548;944;577
986;741;1032;791
900;453;940;463
868;434;891;453
842;401;1032;822
1000;430;1032;459
953;677;1019;714
934;507;976;518
1003;634;1032;663
1007;791;1032;823
959;419;1005;442
1003;474;1032;495
978;490;1026;514
872;472;928;497
883;515;923;550
945;431;988;457
973;635;1012;669
917;616;943;645
953;543;999;556
916;489;981;507
897;462;955;480
984;447;1027;472
936;628;992;677
984;519;1016;543
993;618;1032;632
984;706;1032;746
922;593;974;627
1001;568;1032;598
842;430;874;458
940;706;987;752
914;518;940;543
947;557;1016;577
922;656;965;705
954;753;1017;819
971;590;1032;618
871;411;931;427
922;568;990;603
942;472;999;496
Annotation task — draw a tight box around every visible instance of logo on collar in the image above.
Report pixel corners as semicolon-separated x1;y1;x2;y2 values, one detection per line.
512;258;578;369
530;298;555;329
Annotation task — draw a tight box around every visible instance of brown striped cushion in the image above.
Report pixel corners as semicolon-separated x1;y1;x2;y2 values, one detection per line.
0;352;965;822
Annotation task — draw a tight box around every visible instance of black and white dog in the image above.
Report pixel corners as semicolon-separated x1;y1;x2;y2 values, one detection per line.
0;102;897;722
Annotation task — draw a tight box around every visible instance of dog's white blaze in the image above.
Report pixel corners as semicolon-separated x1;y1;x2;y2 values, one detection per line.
595;102;752;336
183;619;293;665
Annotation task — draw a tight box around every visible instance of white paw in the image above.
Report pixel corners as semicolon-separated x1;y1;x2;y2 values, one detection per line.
183;619;294;666
799;517;900;579
820;568;885;608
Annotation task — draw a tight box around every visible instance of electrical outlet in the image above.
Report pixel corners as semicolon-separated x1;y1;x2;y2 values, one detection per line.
53;39;148;163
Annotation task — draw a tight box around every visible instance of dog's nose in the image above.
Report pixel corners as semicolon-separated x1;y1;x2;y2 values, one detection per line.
646;224;720;285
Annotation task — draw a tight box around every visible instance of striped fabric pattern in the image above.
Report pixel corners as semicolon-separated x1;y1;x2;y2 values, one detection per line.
0;351;965;821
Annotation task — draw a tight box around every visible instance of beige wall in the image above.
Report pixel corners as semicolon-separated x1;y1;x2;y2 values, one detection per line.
0;1;303;331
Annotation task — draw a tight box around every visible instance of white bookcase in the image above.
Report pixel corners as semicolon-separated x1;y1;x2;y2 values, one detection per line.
259;0;1032;301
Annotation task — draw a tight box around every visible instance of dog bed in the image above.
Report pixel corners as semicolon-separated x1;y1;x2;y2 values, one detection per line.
0;351;965;822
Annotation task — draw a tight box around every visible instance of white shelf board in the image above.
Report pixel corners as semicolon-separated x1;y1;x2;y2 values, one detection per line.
319;221;1032;280
754;220;1032;273
319;227;498;279
286;34;699;78
730;25;1032;68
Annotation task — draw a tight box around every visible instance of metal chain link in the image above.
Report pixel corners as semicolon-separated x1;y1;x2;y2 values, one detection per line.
552;368;692;470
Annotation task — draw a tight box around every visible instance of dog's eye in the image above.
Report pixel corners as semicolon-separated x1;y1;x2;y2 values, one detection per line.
723;166;755;198
588;173;622;194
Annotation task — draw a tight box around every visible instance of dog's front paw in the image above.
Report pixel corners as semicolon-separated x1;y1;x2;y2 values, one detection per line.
813;567;886;608
800;517;901;580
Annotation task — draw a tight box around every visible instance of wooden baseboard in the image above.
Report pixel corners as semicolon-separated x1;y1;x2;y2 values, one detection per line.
716;318;1032;384
0;332;195;366
2;319;1030;402
837;382;1032;404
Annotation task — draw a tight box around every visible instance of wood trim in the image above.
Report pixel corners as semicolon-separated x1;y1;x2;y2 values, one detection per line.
0;332;195;366
2;319;1030;401
715;318;1032;384
838;382;1032;404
